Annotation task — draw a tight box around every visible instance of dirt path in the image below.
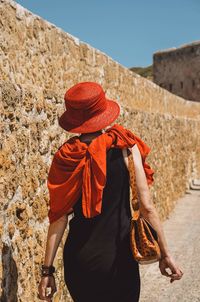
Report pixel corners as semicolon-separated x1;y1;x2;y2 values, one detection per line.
139;189;200;302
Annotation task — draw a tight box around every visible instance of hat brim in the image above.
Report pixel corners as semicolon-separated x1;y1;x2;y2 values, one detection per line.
58;98;120;133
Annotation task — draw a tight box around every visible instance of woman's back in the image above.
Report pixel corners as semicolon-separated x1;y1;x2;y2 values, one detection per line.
38;82;183;301
63;147;141;302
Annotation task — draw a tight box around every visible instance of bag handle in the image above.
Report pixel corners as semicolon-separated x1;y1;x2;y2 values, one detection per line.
122;147;140;221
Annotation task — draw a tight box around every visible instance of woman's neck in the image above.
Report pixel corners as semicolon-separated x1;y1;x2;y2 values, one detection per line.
79;130;103;142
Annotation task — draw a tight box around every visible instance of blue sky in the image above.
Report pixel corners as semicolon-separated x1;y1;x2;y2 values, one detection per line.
16;0;200;68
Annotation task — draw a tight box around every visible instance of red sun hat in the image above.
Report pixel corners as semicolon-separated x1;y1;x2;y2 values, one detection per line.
58;82;121;133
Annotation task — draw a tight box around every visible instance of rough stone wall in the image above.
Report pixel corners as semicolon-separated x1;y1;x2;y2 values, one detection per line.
0;0;200;301
153;41;200;102
1;0;200;119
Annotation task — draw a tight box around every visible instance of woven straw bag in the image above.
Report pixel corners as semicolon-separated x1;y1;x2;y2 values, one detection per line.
123;148;161;265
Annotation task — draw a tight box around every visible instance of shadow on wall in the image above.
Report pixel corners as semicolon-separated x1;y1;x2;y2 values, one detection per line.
0;243;18;302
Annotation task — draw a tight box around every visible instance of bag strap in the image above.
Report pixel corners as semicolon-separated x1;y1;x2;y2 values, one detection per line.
123;147;140;221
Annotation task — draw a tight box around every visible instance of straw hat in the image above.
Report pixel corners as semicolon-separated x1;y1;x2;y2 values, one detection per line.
58;82;120;133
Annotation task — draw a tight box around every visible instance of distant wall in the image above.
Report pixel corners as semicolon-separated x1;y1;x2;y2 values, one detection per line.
1;0;200;301
153;41;200;102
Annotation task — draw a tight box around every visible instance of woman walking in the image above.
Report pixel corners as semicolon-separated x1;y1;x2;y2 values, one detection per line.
38;82;183;301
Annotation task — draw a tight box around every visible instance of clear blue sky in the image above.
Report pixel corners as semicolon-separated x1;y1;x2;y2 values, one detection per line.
16;0;200;68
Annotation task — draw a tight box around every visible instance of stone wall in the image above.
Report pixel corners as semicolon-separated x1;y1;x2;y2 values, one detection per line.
153;41;200;102
0;0;200;301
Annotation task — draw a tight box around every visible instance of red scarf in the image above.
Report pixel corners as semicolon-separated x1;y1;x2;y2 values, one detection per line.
47;123;154;224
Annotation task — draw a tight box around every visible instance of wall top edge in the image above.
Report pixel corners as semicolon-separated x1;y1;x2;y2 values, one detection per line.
2;0;130;71
153;40;200;56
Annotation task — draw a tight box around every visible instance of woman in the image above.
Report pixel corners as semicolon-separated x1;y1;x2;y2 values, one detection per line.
38;82;183;301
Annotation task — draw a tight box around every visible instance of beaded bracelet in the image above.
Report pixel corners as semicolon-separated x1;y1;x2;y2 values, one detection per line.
40;264;55;277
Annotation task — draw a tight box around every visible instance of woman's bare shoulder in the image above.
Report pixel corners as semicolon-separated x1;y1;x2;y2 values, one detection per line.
123;145;143;169
129;144;141;161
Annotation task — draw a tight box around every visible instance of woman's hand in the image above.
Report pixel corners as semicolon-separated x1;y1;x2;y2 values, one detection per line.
159;255;183;283
38;275;57;301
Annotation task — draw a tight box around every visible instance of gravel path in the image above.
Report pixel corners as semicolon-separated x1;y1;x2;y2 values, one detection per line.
139;189;200;302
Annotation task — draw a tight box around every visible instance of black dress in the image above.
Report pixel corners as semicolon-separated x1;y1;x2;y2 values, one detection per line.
63;147;141;302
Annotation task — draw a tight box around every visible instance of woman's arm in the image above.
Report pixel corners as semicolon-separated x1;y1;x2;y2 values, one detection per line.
128;144;183;283
38;215;68;300
43;214;68;266
130;144;170;257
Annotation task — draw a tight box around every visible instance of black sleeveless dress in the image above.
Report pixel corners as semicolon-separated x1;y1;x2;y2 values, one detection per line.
63;147;141;302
